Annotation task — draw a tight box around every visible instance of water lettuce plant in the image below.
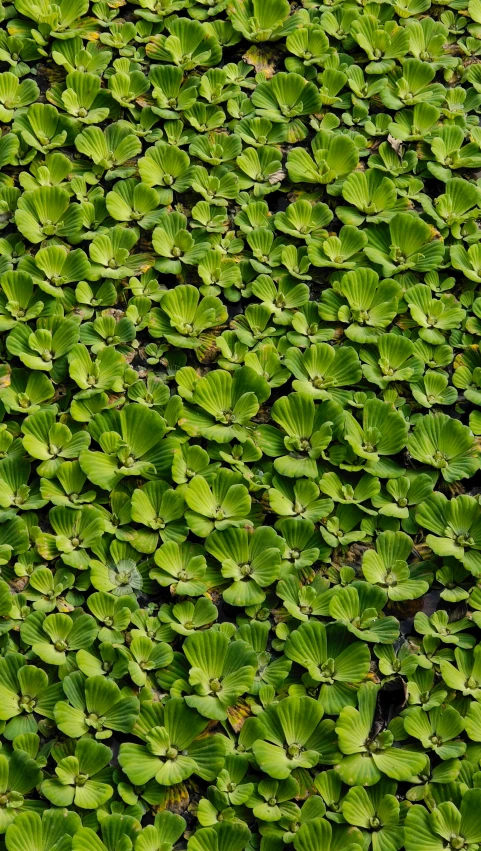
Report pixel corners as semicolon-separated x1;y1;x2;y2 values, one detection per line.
0;0;480;845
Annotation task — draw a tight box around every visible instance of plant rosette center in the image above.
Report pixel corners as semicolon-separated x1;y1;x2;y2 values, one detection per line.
18;695;36;712
86;712;106;731
286;743;303;759
0;792;23;808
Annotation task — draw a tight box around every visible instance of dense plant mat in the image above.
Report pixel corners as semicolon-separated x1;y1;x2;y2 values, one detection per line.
3;0;481;849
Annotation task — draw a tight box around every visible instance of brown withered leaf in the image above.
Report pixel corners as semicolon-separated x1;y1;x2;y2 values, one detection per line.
197;333;220;364
369;676;408;738
57;598;75;613
387;134;403;156
268;168;286;184
243;44;280;78
52;386;67;402
226;699;253;733
10;577;29;593
153;782;190;814
136;97;155;109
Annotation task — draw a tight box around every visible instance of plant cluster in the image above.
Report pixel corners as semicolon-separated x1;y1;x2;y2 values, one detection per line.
2;0;481;848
